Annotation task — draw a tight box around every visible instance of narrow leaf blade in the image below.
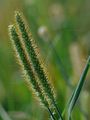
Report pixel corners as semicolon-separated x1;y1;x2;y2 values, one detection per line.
68;56;90;120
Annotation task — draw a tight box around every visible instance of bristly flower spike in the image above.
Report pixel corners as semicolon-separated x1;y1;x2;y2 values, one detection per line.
14;11;63;120
15;11;55;101
8;25;57;120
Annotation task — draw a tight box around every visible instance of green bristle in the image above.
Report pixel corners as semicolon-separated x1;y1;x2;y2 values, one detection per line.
15;11;55;102
8;25;50;109
14;11;64;120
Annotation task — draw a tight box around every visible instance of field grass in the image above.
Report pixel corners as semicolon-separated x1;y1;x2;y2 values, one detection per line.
0;0;90;120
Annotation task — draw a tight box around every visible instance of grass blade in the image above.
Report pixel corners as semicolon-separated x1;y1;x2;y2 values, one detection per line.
0;104;12;120
68;56;90;120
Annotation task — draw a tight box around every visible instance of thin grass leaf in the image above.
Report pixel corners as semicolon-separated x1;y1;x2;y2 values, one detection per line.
68;56;90;120
47;40;88;119
47;40;72;88
0;104;12;120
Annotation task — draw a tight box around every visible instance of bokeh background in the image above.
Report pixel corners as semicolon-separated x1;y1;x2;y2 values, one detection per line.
0;0;90;120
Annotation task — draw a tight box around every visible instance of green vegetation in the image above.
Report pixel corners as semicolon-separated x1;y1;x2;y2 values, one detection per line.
0;0;90;120
8;11;90;120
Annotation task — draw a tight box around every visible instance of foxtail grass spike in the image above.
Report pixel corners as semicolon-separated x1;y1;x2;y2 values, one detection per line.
8;25;50;110
14;11;63;120
15;11;55;101
8;25;57;120
8;10;90;120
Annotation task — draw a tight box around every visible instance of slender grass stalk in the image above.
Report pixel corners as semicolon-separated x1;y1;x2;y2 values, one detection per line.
47;39;87;119
9;25;56;120
48;40;72;88
0;104;12;120
67;56;90;120
47;39;89;119
48;107;57;120
14;11;63;120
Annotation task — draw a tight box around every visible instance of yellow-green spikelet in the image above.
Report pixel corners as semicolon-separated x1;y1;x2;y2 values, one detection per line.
9;25;50;108
15;11;56;103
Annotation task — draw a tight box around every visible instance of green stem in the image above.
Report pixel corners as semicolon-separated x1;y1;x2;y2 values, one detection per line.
48;40;72;88
68;56;90;120
52;100;63;120
48;40;88;119
47;107;57;120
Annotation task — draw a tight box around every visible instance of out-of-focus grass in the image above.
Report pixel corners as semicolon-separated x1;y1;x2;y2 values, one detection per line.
0;0;90;119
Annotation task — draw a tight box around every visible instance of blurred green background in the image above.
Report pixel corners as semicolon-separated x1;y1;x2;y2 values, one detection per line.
0;0;90;120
